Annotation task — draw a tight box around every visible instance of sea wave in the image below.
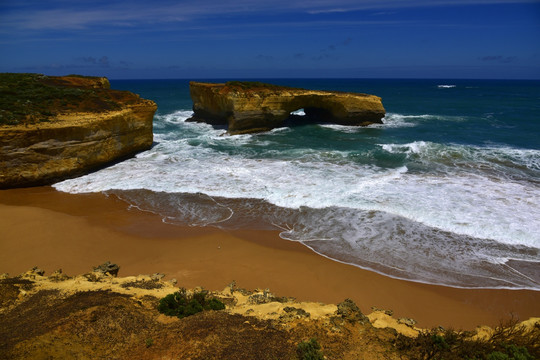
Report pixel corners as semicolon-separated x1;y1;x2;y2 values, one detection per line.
154;109;466;134
54;131;540;249
288;208;539;289
106;189;540;290
381;141;540;173
153;110;195;129
316;116;413;132
52;106;540;290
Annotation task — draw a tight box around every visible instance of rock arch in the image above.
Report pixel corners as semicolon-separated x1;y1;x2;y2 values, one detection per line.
188;81;385;134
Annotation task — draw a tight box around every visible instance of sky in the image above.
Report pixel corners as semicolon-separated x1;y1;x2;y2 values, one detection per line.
1;0;539;79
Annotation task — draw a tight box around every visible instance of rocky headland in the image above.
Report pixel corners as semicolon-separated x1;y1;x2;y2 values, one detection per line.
0;73;157;188
188;81;385;134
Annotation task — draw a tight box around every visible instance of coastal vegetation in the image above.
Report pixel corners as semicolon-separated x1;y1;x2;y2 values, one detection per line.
396;318;538;359
157;288;226;318
296;338;325;360
0;73;139;126
0;269;538;359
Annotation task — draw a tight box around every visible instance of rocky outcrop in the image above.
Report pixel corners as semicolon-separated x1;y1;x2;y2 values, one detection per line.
188;81;385;134
0;74;156;188
336;298;369;324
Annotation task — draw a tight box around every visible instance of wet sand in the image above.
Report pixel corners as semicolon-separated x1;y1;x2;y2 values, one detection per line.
0;186;538;329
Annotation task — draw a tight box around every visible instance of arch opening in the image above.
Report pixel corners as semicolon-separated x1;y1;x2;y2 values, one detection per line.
284;106;334;127
290;108;306;116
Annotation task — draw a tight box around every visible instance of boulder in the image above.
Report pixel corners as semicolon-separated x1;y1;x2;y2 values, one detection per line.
398;317;417;327
188;81;385;134
92;261;120;277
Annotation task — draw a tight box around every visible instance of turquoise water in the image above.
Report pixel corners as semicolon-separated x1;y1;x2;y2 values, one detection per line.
54;79;540;290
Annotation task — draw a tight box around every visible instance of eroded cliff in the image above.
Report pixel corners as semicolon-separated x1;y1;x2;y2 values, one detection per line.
0;74;156;188
188;81;385;134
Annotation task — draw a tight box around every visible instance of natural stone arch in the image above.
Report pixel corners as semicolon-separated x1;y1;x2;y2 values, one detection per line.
188;81;385;134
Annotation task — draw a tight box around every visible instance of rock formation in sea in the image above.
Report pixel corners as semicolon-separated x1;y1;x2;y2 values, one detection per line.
0;74;157;188
188;81;385;134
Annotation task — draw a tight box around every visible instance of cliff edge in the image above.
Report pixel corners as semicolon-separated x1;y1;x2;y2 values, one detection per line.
0;73;157;188
188;81;385;134
2;267;538;359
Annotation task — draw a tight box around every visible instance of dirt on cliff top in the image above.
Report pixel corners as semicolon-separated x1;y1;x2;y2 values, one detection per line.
1;268;538;360
0;73;143;126
190;80;373;97
0;270;403;360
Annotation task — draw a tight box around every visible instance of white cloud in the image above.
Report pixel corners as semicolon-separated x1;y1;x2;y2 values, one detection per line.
1;0;537;31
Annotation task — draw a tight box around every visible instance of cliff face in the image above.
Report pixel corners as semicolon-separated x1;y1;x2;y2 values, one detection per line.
0;74;156;188
188;81;385;134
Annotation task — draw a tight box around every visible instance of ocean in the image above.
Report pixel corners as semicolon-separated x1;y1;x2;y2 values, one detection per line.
54;79;540;290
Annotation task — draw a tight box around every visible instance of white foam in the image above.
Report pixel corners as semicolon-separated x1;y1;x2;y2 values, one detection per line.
360;172;539;247
279;208;540;289
370;113;466;129
269;127;291;134
317;113;421;132
318;124;364;133
55;143;540;249
380;141;540;173
54;111;540;250
290;109;306;116
438;84;456;88
381;141;430;155
155;110;194;124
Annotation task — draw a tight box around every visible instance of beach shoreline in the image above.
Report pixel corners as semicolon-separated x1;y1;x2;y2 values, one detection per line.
1;186;538;330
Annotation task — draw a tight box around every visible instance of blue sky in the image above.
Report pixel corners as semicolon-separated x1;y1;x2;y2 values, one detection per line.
1;0;539;79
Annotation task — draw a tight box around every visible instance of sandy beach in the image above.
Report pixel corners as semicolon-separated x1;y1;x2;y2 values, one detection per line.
1;186;538;330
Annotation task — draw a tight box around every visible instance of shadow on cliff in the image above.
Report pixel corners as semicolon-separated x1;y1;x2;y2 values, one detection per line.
283;114;330;128
203;114;337;135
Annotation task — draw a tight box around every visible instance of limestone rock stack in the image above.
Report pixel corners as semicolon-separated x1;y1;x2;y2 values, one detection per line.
188;81;385;134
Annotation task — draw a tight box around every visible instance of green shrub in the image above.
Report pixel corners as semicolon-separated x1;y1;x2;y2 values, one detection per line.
157;288;225;319
296;338;324;360
486;344;534;360
431;334;449;350
395;318;539;360
488;351;509;360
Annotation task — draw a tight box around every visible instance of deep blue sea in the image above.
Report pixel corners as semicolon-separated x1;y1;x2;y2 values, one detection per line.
54;79;540;290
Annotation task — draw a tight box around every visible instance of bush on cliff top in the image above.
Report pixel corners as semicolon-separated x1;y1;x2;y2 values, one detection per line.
296;338;325;360
395;317;539;360
157;288;225;319
0;73;137;126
